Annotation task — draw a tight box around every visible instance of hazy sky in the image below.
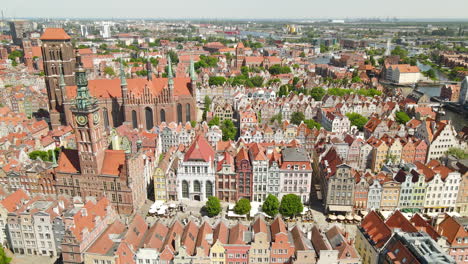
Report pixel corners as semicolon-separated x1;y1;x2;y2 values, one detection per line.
3;0;468;20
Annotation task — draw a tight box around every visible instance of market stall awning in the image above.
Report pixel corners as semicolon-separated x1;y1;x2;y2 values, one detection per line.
328;205;353;212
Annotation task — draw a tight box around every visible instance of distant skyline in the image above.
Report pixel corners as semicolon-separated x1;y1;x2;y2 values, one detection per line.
2;0;468;20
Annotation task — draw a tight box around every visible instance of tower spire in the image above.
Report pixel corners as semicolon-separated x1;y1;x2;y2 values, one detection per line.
189;57;197;81
120;58;127;86
167;53;174;91
146;54;152;81
74;59;95;111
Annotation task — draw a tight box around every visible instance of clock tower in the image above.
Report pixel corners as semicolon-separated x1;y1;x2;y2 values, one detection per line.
71;55;106;176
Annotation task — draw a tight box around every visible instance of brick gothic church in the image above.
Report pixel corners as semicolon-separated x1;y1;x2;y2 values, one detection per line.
40;28;197;130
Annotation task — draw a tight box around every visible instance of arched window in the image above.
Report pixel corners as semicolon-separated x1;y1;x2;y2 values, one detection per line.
131;110;137;129
160;109;166;123
103;108;109;129
194;181;201;192
186;103;191;122
145;107;153;130
182;180;189;198
206;181;213;198
177;104;183;123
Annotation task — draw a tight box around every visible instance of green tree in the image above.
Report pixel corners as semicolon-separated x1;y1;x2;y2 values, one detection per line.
234;198;251;215
446;148;468;159
262;194;279;217
209;76;227;86
320;44;330;53
249;76;264;87
99;43;108;50
205;196;222;217
268;65;291;75
391;46;408;59
270;113;282;124
395;111;410;124
299;51;306;58
346;113;368;131
279;194;303;218
310;87;326;101
423;69;437;81
204;96;212;111
0;246;12;264
103;66;116;76
190;120;197;127
304;119;321;129
208;116;220;127
221;119;237;141
167;50;179;64
290;112;305;125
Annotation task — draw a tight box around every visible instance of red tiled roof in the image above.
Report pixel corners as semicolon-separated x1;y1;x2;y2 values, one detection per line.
86;220;126;254
184;135;215;162
361;211;392;248
65;76;192;99
101;150;126;176
40;28;71;40
385;210;418;233
57;149;81;174
0;189;29;212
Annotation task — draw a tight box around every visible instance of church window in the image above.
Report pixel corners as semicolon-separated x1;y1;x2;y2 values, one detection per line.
186;103;191;122
145;107;153;130
182;181;189;198
131;110;137;129
177;104;183;123
160;109;166;122
194;181;201;192
206;181;213;198
103;108;109;129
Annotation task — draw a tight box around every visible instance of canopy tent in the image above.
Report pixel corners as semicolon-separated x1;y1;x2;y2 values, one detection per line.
301;207;310;215
227;211;246;218
169;203;177;208
361;210;368;216
346;215;354;221
337;215;345;221
250;202;262;218
354;215;362;221
328;214;337;220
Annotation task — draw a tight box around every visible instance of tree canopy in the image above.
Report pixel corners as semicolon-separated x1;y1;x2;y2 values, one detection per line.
103;66;115;76
205;196;222;217
234;198;251;215
0;246;12;264
290;112;305;125
446;148;468;159
395;111;410;124
29;148;60;162
208;116;220;127
346;113;368;131
221;119;237;141
279;194;303;218
268;64;291;75
195;55;218;70
262;194;280;217
304;119;321;129
209;76;226;86
310;87;326;101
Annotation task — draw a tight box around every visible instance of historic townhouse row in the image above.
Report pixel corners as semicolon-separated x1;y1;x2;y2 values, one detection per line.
83;214;360;264
320;146;464;214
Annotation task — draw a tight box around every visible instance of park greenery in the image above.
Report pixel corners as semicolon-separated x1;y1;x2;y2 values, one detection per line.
28;148;60;162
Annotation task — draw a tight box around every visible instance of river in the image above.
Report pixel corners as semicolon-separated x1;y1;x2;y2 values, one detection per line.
402;86;468;131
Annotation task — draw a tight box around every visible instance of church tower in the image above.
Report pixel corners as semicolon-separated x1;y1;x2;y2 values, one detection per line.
189;58;197;99
235;42;245;70
71;55;106;176
120;59;128;124
40;28;75;128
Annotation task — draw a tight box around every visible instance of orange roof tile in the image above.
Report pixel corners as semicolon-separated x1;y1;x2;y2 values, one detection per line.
40;28;71;40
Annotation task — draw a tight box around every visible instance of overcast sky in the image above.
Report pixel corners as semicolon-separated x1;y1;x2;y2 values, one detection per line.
3;0;468;20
